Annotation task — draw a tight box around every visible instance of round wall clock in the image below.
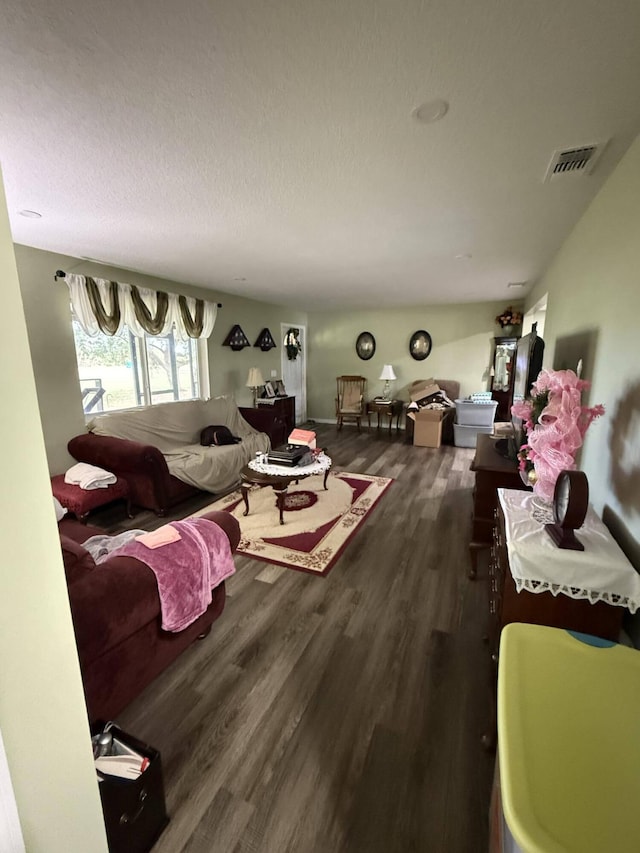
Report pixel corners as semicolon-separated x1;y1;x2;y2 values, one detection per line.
544;470;589;551
356;331;376;360
409;330;432;361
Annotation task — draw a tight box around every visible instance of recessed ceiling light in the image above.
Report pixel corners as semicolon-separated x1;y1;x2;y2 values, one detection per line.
233;277;247;282
18;209;42;218
507;281;527;289
454;253;472;260
412;98;449;124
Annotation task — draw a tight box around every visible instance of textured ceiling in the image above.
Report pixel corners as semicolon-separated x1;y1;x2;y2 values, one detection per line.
1;0;639;308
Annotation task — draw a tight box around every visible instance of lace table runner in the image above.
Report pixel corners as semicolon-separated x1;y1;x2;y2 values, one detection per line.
498;488;640;613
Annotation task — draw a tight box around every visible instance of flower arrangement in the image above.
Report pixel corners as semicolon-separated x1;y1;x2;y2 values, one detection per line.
511;368;605;502
495;306;523;328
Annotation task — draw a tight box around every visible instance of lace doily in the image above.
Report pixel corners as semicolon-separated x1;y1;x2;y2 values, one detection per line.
498;488;640;614
513;578;634;611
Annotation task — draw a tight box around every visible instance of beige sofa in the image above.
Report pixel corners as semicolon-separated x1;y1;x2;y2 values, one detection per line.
68;397;271;514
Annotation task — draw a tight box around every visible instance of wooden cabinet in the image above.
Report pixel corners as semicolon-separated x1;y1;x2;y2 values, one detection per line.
490;336;518;421
256;396;296;446
483;495;626;748
469;433;527;577
488;503;623;658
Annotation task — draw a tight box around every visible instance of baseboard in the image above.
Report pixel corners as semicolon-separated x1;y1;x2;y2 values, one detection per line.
306;417;407;431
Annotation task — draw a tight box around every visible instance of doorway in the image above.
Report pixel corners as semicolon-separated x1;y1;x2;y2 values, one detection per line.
280;323;307;424
523;294;547;339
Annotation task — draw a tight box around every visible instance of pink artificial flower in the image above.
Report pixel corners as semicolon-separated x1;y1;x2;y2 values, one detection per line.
511;399;534;431
515;368;605;500
578;403;606;436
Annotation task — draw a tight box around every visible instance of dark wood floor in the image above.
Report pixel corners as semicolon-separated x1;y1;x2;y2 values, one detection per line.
102;423;495;852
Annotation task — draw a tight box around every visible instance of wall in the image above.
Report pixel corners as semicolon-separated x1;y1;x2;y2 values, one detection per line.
14;245;306;473
306;301;520;421
16;244;523;461
525;134;640;542
0;175;108;850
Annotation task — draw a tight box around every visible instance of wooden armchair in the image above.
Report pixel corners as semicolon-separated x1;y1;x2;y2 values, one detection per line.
336;375;367;431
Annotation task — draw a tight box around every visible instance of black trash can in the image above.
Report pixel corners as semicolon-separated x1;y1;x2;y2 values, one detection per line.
94;725;169;853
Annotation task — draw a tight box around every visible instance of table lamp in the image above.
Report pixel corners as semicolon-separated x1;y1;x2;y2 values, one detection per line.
246;367;265;407
379;364;396;401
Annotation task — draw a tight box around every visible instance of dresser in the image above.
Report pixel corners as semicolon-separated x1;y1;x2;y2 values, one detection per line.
256;395;296;446
469;432;527;577
488;492;631;655
482;488;639;748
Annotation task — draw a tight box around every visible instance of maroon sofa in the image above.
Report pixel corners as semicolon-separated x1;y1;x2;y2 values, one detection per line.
59;510;240;723
68;406;281;516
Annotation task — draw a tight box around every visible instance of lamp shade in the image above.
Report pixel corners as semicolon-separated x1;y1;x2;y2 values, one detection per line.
246;367;265;388
379;364;397;381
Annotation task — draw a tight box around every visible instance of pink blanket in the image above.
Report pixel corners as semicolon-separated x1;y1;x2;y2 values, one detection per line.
112;518;236;632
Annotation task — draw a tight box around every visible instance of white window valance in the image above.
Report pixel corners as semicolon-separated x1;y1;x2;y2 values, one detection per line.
65;274;218;340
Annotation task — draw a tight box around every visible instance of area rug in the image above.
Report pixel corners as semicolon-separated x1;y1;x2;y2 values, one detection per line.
191;471;393;576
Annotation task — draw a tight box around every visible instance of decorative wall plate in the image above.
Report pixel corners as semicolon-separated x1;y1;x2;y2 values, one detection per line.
222;324;251;350
356;331;376;360
409;330;432;361
254;328;277;351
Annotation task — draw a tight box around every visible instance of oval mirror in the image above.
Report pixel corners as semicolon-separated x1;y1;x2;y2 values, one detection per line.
356;331;376;360
409;329;433;361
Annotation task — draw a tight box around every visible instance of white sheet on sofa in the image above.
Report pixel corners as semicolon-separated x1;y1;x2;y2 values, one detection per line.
88;397;270;493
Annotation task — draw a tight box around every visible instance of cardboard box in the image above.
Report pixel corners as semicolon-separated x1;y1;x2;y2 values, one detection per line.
408;408;445;447
409;379;441;405
493;422;514;438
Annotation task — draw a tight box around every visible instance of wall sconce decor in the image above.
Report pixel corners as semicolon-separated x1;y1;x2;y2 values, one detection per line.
254;328;277;351
222;325;251;351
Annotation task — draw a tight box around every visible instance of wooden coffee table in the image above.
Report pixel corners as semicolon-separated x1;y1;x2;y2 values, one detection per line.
239;451;332;525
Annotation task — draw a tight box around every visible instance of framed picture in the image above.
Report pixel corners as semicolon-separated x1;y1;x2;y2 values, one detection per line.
274;379;287;396
264;380;276;398
355;331;376;360
409;329;433;361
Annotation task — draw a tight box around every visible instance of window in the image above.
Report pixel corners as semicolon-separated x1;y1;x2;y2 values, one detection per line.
72;319;207;413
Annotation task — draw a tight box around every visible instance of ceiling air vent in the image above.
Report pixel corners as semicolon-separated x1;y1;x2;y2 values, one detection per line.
543;141;607;183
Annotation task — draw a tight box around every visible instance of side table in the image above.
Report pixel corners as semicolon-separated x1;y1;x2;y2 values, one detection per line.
52;474;133;522
366;399;403;433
